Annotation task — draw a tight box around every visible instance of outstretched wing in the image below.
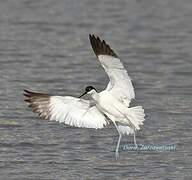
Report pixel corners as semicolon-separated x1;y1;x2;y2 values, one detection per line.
24;90;107;129
89;34;135;107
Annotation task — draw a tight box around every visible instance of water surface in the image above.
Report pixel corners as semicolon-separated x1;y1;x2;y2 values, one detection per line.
0;0;192;179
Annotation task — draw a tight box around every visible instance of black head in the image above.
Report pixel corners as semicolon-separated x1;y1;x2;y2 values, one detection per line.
85;86;97;93
79;86;97;98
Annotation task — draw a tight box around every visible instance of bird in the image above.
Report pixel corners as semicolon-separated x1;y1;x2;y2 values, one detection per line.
24;34;145;160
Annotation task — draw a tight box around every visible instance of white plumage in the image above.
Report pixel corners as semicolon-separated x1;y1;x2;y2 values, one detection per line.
24;34;145;160
49;96;107;129
99;55;135;105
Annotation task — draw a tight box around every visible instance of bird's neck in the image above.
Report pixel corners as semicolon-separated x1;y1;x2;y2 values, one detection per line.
90;91;99;101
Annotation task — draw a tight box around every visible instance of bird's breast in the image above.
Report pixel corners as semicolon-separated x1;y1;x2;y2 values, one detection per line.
96;93;125;118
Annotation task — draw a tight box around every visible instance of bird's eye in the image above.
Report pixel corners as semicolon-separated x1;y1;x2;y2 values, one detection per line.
85;87;89;92
85;86;96;92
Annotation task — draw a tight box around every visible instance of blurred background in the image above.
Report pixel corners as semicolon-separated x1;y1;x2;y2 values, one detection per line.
0;0;191;179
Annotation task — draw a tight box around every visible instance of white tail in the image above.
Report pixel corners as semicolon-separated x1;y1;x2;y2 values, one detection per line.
118;125;134;135
118;106;145;135
129;106;145;129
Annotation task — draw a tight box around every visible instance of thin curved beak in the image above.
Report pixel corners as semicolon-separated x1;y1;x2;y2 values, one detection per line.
79;92;87;98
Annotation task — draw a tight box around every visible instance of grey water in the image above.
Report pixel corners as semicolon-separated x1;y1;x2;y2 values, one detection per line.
0;0;192;179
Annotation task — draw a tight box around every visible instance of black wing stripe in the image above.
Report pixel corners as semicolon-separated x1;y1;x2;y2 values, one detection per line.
89;34;118;58
24;89;51;120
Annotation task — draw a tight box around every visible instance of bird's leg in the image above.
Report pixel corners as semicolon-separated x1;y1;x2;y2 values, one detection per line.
133;129;138;149
116;132;122;160
113;122;122;160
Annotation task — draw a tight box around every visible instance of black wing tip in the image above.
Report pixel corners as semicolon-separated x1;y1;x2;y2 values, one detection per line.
23;89;50;103
89;34;118;58
24;89;30;94
23;89;31;97
23;89;35;97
